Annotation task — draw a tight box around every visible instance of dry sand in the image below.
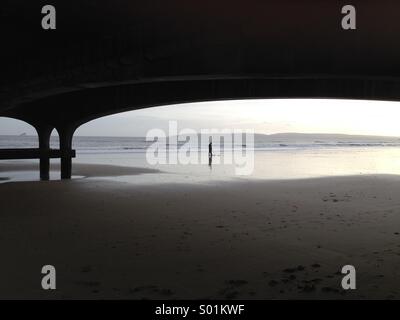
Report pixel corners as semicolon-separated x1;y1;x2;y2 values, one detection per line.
1;163;400;299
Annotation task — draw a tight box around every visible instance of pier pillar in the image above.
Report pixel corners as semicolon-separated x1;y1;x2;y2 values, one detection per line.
59;127;74;180
37;125;53;181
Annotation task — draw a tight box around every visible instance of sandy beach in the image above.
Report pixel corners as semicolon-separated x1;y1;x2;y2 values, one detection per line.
1;162;400;299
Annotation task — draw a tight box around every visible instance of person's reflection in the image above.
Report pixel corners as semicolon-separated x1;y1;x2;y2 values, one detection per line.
208;154;212;170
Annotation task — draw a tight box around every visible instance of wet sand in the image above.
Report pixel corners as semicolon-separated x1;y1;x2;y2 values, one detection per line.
1;163;400;299
0;162;160;178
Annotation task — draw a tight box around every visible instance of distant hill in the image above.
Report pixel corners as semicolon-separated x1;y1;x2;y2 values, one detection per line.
253;133;400;143
170;132;400;144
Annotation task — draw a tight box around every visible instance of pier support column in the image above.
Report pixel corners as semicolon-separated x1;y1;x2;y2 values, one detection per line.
59;127;74;180
37;125;53;181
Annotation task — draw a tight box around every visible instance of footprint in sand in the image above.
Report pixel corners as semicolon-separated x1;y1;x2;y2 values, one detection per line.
74;280;101;287
130;285;175;298
218;280;249;299
283;265;305;273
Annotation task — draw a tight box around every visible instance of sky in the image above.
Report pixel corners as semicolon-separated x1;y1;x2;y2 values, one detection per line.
2;99;400;137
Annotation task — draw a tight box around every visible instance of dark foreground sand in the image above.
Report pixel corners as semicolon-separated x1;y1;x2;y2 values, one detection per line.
1;164;400;299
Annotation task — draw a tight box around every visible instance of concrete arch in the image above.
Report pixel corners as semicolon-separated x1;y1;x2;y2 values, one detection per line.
49;128;60;149
6;76;400;132
0;117;76;180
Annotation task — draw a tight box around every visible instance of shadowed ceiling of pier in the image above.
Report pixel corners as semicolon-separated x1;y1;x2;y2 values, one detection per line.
1;0;400;130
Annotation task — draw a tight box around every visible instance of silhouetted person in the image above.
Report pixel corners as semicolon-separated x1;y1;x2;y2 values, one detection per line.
208;141;212;157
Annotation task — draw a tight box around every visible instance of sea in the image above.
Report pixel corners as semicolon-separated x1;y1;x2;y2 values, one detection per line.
2;133;400;183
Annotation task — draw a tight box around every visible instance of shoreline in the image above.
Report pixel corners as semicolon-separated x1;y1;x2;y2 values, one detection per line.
0;162;161;183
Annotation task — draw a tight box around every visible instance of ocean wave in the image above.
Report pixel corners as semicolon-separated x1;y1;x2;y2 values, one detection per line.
3;135;400;153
